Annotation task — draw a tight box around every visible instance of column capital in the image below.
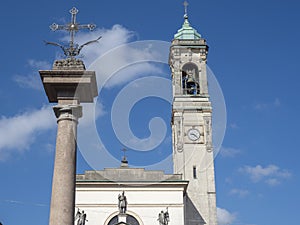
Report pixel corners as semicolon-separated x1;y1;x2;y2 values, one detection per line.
53;104;82;123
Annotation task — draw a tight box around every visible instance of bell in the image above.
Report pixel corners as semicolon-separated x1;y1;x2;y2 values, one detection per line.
186;76;195;84
186;77;199;95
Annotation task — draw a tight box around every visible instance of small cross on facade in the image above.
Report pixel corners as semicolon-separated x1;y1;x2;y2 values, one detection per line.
122;148;127;158
121;148;128;166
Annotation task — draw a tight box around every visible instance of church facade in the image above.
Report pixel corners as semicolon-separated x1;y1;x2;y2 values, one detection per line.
75;166;187;225
75;7;217;225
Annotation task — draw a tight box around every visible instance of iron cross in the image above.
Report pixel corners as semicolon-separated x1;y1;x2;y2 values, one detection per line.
50;7;96;51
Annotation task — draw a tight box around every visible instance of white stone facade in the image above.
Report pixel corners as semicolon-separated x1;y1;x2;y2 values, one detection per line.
75;169;187;225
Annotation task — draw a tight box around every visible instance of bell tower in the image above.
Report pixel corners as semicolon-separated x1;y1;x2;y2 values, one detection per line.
169;2;217;225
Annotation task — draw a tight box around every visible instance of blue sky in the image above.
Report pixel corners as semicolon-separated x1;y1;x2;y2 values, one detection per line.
0;0;299;225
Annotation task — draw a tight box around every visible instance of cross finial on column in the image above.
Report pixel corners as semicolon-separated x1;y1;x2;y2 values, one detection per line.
46;7;101;59
49;7;96;49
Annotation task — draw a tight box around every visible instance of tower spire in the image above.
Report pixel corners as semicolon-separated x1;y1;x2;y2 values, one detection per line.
174;1;201;40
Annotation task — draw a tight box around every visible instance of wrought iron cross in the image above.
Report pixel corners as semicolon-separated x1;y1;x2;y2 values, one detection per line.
48;7;98;58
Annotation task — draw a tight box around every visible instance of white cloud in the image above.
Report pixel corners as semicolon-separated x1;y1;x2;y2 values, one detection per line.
22;25;166;92
14;74;42;90
14;25;135;91
239;164;291;185
44;143;55;154
66;26;168;133
225;177;233;184
274;98;281;107
79;102;106;127
220;146;241;158
103;62;164;89
265;178;281;186
229;188;250;197
8;25;168;161
254;98;281;110
217;207;236;225
14;60;51;90
27;59;51;69
229;123;239;129
0;106;56;160
63;25;167;89
88;40;168;90
60;24;136;66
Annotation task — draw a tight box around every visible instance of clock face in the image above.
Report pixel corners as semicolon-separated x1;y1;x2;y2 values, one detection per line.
187;128;201;141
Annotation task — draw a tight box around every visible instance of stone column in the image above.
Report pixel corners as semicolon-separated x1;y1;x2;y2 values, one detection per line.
49;103;82;225
40;59;98;225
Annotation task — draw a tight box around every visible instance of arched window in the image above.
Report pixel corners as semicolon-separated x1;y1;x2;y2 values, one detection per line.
182;63;200;95
127;215;140;225
107;215;118;225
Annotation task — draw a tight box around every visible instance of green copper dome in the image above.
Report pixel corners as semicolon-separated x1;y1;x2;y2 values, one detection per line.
174;15;201;40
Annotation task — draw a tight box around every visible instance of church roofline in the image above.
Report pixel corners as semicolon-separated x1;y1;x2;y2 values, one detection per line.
76;179;189;183
76;180;189;192
76;168;184;182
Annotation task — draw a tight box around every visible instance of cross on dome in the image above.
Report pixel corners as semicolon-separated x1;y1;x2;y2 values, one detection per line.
183;1;189;17
174;1;202;40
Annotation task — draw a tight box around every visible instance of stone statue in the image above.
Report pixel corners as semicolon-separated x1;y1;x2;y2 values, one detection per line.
164;208;170;225
157;208;169;225
118;191;127;214
75;208;88;225
158;211;165;225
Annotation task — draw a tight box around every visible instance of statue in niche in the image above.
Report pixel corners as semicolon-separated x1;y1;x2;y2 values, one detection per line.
118;191;128;214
